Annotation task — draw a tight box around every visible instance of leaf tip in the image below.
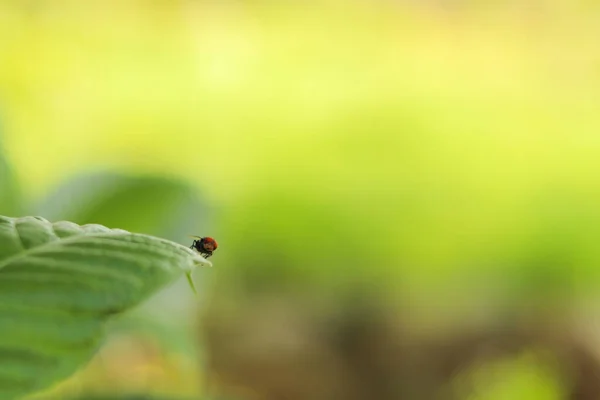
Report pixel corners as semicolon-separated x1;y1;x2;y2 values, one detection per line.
186;271;198;295
191;253;213;268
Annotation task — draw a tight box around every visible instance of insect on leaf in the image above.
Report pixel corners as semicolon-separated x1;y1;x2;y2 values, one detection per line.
0;215;211;400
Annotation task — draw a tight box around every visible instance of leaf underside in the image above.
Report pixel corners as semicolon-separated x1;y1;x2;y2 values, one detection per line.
0;215;210;400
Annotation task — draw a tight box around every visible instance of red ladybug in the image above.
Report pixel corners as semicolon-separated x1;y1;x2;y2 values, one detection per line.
189;235;218;259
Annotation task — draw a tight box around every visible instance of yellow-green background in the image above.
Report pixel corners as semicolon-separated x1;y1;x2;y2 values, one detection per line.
2;1;600;399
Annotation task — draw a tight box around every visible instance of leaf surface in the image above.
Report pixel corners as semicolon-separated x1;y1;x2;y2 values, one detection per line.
0;215;210;400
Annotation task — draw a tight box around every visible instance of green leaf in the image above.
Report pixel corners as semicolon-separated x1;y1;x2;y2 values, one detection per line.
0;215;211;400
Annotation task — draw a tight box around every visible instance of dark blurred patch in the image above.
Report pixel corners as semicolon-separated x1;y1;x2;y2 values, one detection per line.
202;290;600;400
67;396;187;400
65;393;239;400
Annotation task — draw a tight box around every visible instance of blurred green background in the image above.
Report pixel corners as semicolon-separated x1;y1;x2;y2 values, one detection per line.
2;1;600;399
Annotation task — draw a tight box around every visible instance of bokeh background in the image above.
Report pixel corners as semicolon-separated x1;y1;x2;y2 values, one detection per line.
2;1;600;399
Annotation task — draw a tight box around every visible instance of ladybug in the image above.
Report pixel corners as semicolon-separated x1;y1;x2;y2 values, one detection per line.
189;235;218;259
